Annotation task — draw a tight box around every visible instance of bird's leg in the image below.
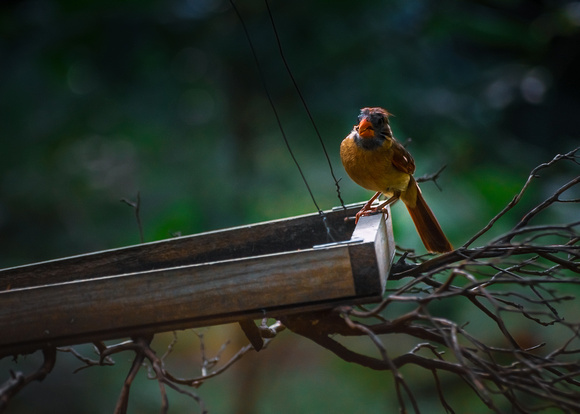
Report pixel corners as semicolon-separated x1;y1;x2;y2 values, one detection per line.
354;192;381;223
360;192;381;212
374;192;400;212
355;192;400;224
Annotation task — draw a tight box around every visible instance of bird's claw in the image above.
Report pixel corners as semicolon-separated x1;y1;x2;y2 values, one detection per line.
354;207;388;224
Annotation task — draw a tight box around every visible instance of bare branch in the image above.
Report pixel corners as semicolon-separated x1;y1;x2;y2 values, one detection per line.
2;147;578;413
415;165;447;191
58;345;115;373
463;146;579;248
0;348;56;412
285;147;580;412
114;343;147;414
121;191;145;244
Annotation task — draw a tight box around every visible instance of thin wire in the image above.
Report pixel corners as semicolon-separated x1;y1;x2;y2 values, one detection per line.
264;0;346;210
229;0;322;214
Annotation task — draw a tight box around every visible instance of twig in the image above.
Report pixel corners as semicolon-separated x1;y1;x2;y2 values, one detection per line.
286;149;580;411
0;348;56;412
415;164;447;191
121;191;144;244
58;345;115;373
463;147;579;248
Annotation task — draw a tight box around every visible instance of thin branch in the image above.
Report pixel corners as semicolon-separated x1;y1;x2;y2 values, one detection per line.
286;148;580;411
121;191;144;244
415;164;447;191
463;147;579;248
0;348;56;412
114;348;146;414
58;345;115;373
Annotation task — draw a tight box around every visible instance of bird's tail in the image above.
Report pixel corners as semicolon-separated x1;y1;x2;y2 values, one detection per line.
403;178;453;253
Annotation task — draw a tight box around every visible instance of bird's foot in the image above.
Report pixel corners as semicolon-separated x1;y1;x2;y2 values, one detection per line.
354;206;388;224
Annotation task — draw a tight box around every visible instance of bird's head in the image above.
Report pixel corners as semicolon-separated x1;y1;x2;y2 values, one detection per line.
355;107;393;139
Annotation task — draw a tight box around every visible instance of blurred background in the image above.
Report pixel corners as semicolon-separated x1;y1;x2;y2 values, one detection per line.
1;0;579;412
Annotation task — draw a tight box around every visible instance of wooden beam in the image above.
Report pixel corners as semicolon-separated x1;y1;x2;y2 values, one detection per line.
0;205;359;290
0;205;395;356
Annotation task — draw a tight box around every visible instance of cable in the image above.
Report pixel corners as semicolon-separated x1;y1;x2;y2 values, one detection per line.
264;0;346;210
229;0;322;214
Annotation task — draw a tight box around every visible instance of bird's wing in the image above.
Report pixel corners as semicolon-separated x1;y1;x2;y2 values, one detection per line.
391;140;416;175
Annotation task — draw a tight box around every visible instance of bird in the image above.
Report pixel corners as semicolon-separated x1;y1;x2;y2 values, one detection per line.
340;107;453;253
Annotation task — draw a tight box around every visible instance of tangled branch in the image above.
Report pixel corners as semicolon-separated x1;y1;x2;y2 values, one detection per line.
0;148;577;413
284;147;580;412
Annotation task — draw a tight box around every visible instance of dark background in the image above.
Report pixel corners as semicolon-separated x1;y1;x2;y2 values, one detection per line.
1;0;579;412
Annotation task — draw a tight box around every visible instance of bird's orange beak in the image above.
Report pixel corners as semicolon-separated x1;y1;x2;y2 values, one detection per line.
357;118;374;138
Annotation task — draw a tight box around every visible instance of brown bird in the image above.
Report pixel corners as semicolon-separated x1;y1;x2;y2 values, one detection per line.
340;107;453;253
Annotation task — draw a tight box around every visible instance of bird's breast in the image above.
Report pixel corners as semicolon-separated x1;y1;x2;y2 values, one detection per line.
340;134;410;194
